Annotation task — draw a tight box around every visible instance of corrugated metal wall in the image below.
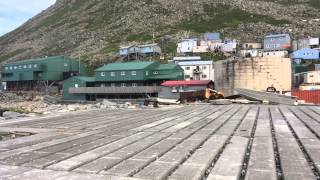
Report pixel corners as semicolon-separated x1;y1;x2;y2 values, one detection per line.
292;90;320;104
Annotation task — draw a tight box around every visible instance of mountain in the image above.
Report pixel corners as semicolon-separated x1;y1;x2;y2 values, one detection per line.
0;0;319;66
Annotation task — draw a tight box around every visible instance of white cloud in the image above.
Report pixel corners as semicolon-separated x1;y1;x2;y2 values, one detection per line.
0;0;56;36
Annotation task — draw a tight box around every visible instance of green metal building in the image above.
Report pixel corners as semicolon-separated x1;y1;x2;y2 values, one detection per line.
63;61;184;101
1;56;86;91
62;76;95;101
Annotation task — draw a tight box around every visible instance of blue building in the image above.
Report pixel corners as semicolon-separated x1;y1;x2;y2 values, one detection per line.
120;44;161;57
292;48;320;60
139;44;162;55
204;32;220;41
264;34;292;51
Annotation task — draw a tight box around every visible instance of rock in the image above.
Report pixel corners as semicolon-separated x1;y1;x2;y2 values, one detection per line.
2;111;26;119
210;99;232;105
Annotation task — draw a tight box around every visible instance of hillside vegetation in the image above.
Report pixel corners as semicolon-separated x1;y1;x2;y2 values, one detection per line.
0;0;319;66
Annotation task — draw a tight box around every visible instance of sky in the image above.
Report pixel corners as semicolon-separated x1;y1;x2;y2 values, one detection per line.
0;0;56;36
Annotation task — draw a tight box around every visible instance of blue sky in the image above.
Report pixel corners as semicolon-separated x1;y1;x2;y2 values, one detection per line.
0;0;56;36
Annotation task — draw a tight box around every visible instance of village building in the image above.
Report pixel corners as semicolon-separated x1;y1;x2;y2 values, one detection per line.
292;37;320;51
221;39;237;53
177;39;198;54
263;34;292;51
119;44;161;58
291;48;320;60
62;61;184;101
1;56;86;91
171;56;214;81
263;50;289;58
242;43;262;50
239;49;264;58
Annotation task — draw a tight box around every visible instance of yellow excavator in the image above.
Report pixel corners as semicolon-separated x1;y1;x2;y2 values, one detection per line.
204;88;225;102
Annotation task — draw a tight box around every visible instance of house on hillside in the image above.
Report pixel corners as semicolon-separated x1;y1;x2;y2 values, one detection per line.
292;37;320;51
177;39;198;54
139;44;162;55
292;48;320;60
221;39;237;53
119;45;140;56
263;34;292;51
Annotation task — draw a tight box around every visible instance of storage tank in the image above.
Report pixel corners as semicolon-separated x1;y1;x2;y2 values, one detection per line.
214;57;292;96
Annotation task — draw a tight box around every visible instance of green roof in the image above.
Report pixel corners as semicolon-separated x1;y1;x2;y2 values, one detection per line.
5;56;69;65
154;64;180;70
72;76;95;82
95;61;156;71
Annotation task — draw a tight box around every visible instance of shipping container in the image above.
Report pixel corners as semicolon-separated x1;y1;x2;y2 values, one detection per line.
292;90;320;104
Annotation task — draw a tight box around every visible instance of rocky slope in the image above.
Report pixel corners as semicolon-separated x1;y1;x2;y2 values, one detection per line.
0;0;319;65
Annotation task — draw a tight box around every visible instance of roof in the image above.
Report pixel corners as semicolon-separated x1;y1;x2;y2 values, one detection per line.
95;61;156;71
173;56;202;61
265;34;290;38
178;61;213;66
5;56;68;65
73;76;95;82
180;38;198;42
204;32;220;40
154;64;179;70
161;80;213;87
138;43;159;48
294;48;320;53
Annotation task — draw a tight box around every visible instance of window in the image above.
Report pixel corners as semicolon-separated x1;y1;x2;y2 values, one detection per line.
14;66;17;70
34;64;38;68
185;75;190;79
202;66;207;70
153;71;159;75
132;83;137;87
100;84;106;87
146;71;149;76
202;75;207;79
101;72;106;76
111;83;116;87
185;67;190;70
121;71;126;76
110;72;115;77
18;65;22;69
28;64;32;69
75;84;79;88
23;65;27;69
5;67;8;70
131;71;137;76
121;83;126;87
64;63;68;67
9;67;13;70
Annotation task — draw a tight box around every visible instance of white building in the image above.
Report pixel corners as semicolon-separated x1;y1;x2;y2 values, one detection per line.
171;57;214;80
177;39;198;54
263;50;289;58
240;49;264;58
221;39;237;53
